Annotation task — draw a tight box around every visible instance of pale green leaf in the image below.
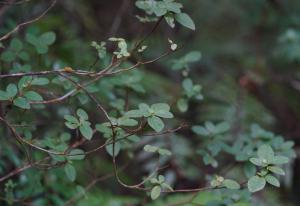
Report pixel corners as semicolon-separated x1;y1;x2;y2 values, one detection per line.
175;13;195;30
248;175;266;193
148;116;164;132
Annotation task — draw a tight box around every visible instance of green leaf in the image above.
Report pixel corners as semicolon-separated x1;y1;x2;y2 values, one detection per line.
249;157;263;166
182;78;193;92
192;125;209;136
247;175;266;193
105;141;121;157
257;144;274;162
40;32;56;45
175;13;195;30
0;91;9;100
36;43;48;54
158;148;172;156
64;115;79;124
151;185;161;200
65;122;78;129
165;14;175;28
148;116;164;132
13;97;30;109
77;108;89;121
118;117;138;126
10;38;23;51
24;91;43;101
1;51;16;62
31;78;49;85
165;1;182;13
144;145;159;153
18;76;32;90
161;182;173;191
270;155;289;165
68;149;85;160
151;103;170;112
177;98;188;112
184;51;201;62
79;121;93;140
26;33;39;45
267;166;285;175
18;51;29;61
125;110;144;118
64;164;76;182
265;175;280;187
223;179;240;190
6;84;18;98
139;103;150;116
155;110;174;118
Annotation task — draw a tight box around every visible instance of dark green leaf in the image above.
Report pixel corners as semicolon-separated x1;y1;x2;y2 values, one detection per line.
13;97;30;109
64;164;76;182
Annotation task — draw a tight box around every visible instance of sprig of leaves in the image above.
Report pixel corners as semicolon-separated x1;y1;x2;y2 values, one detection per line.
247;144;289;192
135;0;195;30
149;175;173;200
126;103;174;132
64;108;94;140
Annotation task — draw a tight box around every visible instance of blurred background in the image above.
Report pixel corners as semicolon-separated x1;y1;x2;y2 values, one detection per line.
1;0;300;205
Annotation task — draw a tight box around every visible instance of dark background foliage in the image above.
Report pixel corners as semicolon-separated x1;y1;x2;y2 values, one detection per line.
0;0;300;205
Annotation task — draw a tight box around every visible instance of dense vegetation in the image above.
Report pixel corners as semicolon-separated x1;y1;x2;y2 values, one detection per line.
0;0;299;205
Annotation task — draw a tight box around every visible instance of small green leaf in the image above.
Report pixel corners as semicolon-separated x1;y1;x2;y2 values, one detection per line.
105;141;121;157
184;51;201;62
144;145;158;153
192;125;209;136
64;164;76;182
175;13;195;30
68;149;85;161
148;116;164;132
177;98;188;112
24;91;43;101
77;108;89;121
10;38;23;51
151;103;170;112
79;121;93;140
249;157;263;166
18;76;32;90
13;97;30;109
270;156;289;165
151;185;161;200
31;78;49;85
139;103;150;116
265;175;280;187
158;148;172;156
257;144;274;162
1;51;15;62
267;166;285;175
64;115;79;124
223;179;240;190
161;182;173;191
155;110;173;118
182;78;193;92
0;91;9;100
6;84;18;98
40;32;56;45
125;110;144;118
248;175;266;193
118;117;138;126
